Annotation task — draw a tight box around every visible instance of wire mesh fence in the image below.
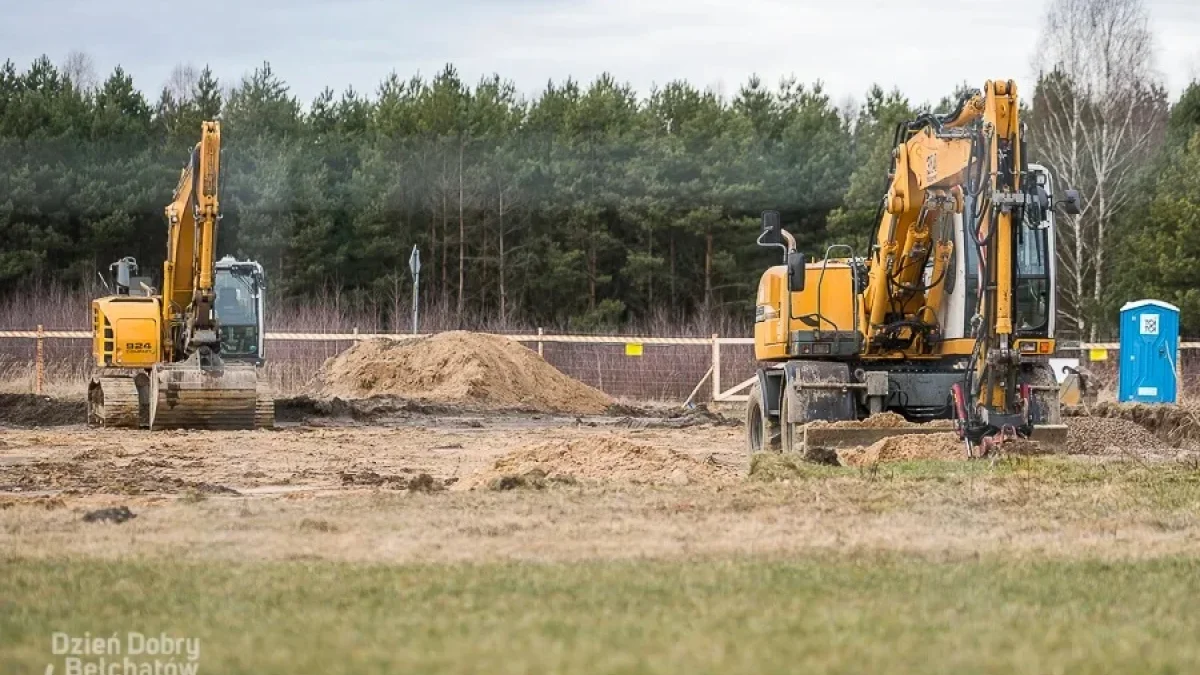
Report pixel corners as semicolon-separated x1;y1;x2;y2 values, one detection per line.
2;331;1194;403
0;332;759;403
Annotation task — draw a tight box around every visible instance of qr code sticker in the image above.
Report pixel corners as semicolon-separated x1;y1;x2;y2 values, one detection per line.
1140;314;1159;336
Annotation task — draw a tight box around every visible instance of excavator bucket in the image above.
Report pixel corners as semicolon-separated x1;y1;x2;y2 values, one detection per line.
149;359;259;430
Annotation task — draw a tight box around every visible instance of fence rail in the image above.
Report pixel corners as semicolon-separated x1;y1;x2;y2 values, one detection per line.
0;327;1189;402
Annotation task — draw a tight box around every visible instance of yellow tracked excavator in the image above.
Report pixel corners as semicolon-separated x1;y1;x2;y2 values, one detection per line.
88;121;273;430
747;80;1080;458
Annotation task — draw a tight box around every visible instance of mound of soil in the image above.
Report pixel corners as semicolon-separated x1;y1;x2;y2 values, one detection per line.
307;332;613;415
0;393;85;427
836;432;968;466
1069;402;1200;446
455;436;730;490
1064;417;1169;455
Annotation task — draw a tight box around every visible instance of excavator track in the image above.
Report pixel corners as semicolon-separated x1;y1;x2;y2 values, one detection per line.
255;382;275;429
88;376;143;428
150;361;259;430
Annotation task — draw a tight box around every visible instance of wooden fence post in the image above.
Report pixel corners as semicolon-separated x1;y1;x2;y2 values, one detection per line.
35;324;44;396
711;333;720;403
537;327;544;358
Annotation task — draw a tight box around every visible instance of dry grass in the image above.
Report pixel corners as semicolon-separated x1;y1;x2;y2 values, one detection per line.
0;361;90;397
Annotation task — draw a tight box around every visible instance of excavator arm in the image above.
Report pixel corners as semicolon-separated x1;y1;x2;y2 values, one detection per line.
962;80;1035;444
860;81;1069;446
861;93;981;352
162;120;222;361
150;121;262;430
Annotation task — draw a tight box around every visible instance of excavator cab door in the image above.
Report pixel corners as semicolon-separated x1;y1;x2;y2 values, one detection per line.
214;261;267;365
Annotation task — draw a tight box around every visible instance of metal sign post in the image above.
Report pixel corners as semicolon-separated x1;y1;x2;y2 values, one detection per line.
409;245;421;334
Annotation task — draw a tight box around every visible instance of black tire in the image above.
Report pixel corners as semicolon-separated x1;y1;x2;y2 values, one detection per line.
746;382;782;453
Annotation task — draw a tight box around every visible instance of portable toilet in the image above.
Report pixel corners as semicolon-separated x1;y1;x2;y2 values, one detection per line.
1118;299;1180;403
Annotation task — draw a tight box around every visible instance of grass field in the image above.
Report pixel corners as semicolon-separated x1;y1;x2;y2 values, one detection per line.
3;554;1200;674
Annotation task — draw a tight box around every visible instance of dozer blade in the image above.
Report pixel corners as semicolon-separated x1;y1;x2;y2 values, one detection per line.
1028;424;1068;449
802;423;1069;452
802;424;949;450
150;361;258;430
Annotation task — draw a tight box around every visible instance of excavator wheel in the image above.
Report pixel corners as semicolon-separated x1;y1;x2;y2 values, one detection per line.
746;382;781;453
149;361;258;430
88;375;143;428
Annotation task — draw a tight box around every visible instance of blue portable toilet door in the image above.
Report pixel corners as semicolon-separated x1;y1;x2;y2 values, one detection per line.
1120;301;1179;403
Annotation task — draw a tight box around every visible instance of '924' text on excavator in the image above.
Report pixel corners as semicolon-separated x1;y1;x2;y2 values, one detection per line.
747;80;1080;458
87;121;273;430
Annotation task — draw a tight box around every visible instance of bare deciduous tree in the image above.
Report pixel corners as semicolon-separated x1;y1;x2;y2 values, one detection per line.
61;50;97;92
1031;0;1168;338
166;63;200;104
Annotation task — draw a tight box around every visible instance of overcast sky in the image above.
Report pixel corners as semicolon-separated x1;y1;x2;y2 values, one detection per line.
3;0;1198;108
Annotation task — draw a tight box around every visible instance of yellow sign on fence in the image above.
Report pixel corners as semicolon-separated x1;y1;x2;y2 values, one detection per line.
1088;348;1108;362
624;342;644;357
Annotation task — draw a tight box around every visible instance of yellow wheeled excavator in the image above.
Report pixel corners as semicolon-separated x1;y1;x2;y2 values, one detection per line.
88;121;273;430
747;80;1080;457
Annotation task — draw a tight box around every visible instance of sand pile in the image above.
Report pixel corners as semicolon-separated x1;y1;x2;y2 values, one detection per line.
836;432;968;466
807;412;954;429
810;412;912;429
455;436;730;490
307;331;613;414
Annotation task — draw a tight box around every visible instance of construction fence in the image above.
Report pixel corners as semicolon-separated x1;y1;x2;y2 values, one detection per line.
0;329;1193;403
0;329;759;403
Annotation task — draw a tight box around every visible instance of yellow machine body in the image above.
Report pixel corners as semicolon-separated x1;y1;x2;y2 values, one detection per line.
754;263;858;362
92;297;162;369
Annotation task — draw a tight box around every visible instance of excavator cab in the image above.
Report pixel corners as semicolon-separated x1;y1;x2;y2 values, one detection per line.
214;257;266;365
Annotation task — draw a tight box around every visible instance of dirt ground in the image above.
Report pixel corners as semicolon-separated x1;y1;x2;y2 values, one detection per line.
2;406;1199;564
0;413;742;497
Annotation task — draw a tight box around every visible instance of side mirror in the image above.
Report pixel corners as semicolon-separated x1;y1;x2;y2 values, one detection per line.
1060;189;1081;216
760;210;782;245
787;251;806;293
